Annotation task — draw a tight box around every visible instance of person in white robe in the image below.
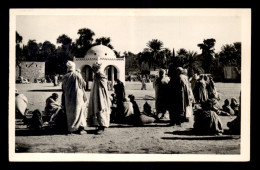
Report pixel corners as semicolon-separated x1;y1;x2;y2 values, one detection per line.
182;69;195;121
15;89;28;119
87;62;111;134
62;61;87;135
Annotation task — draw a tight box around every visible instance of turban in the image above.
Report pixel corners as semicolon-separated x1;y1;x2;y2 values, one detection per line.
177;67;183;74
182;69;188;75
66;61;76;71
177;67;183;71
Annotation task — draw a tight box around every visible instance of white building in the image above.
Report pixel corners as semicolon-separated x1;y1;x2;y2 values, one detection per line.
74;44;125;89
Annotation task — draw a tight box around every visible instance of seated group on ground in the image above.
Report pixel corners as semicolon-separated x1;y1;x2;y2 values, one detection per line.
15;90;67;133
110;94;157;126
15;64;241;136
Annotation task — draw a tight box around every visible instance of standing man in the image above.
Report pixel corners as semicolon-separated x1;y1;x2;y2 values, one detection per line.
180;69;194;122
168;67;191;126
190;73;199;91
62;61;87;135
87;62;111;134
175;67;191;125
141;75;147;90
154;69;170;119
53;74;58;86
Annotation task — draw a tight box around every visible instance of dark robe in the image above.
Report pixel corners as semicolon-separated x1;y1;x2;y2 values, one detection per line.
154;76;170;114
114;82;125;102
131;100;141;116
193;109;223;135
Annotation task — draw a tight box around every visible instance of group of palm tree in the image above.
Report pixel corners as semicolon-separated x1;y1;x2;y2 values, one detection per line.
135;38;241;78
135;38;205;77
16;27;241;78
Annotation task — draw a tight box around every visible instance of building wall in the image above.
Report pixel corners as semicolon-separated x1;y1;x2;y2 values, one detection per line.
74;58;125;84
19;62;45;82
223;66;240;80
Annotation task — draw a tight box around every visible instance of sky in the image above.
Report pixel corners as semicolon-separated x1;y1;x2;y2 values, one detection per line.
16;10;242;54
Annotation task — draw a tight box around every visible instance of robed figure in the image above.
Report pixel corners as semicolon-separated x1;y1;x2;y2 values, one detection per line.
62;61;87;134
168;67;191;125
113;79;125;120
113;79;125;102
176;68;192;123
154;69;170;119
87;62;111;134
15;89;28;119
193;75;208;103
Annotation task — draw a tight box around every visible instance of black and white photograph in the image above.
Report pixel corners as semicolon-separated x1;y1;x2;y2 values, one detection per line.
9;9;251;162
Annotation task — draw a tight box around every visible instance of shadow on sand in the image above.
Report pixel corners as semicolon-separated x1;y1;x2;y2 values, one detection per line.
15;128;67;136
109;121;171;128
29;89;63;92
162;129;240;140
15;128;99;136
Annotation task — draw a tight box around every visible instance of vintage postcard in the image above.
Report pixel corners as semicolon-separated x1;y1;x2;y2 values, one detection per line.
9;8;251;162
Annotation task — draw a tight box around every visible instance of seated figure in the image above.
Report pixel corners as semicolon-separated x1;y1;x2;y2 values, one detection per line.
15;89;28;119
45;93;62;122
230;97;240;116
128;95;156;126
227;94;241;135
143;101;152;116
193;100;224;135
222;99;235;116
122;98;135;123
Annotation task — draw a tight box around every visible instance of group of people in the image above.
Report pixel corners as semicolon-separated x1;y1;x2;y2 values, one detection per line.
153;66;240;135
154;67;194;127
110;78;156;125
15;61;240;136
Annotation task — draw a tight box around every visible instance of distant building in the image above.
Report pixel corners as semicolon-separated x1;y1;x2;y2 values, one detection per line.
16;62;45;82
223;66;240;81
74;44;125;89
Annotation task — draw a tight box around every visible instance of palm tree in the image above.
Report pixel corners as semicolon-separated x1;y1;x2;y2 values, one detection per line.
183;51;204;77
146;39;164;70
137;50;153;72
177;48;188;56
159;48;172;69
197;38;216;73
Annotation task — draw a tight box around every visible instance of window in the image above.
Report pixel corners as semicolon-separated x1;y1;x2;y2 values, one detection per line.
105;53;107;55
26;65;27;67
36;64;37;67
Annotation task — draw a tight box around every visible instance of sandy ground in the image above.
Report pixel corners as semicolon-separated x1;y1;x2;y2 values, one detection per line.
14;81;241;154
